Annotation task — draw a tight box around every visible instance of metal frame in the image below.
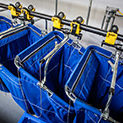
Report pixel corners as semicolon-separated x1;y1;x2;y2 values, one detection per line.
0;19;45;40
39;34;69;85
15;36;59;65
65;48;121;123
15;33;69;97
102;51;121;121
38;34;69;97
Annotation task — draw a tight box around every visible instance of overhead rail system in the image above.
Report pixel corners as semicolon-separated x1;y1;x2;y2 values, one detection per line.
0;2;123;42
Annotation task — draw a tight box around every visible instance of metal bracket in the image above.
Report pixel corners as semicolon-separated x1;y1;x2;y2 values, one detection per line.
8;2;22;18
70;16;84;40
21;5;35;24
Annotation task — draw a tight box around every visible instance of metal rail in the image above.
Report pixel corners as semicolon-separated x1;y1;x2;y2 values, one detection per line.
40;35;69;86
0;2;123;42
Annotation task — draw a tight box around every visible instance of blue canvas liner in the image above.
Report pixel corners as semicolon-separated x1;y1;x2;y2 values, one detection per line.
0;24;42;111
16;31;85;123
65;45;123;122
0;16;12;32
18;112;47;123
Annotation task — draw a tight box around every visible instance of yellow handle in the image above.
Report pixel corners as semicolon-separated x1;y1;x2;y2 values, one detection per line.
105;32;118;45
52;17;62;29
8;5;22;17
52;16;66;29
21;8;35;20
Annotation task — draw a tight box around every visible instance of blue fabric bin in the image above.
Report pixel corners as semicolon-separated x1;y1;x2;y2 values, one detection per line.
65;45;123;122
0;24;43;112
15;31;85;123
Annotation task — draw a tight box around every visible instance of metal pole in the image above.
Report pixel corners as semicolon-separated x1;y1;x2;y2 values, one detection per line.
110;16;115;29
104;12;113;31
101;10;107;29
110;51;120;90
86;0;92;25
0;25;28;39
55;0;58;15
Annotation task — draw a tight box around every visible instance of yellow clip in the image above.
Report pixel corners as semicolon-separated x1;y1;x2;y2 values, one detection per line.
105;32;118;45
52;15;65;29
8;5;22;17
21;8;35;20
70;20;84;35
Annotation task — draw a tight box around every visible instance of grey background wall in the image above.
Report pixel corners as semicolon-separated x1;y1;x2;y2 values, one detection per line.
0;0;123;123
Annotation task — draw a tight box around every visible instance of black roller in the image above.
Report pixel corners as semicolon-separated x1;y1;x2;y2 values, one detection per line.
58;11;65;19
110;25;119;33
28;5;34;11
76;16;84;24
15;2;21;8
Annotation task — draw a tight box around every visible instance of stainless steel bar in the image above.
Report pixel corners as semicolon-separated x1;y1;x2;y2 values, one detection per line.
102;50;120;121
0;25;28;39
40;35;69;85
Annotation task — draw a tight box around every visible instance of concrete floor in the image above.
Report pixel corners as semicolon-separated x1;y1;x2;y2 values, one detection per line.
0;0;123;123
0;92;24;123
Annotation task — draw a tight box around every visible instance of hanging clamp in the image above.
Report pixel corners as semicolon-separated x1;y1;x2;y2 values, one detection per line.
70;16;84;40
8;2;22;19
21;5;35;24
52;12;66;30
102;25;118;47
